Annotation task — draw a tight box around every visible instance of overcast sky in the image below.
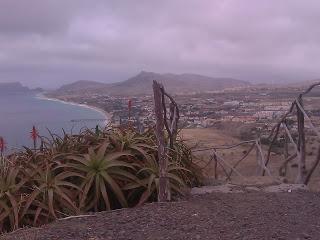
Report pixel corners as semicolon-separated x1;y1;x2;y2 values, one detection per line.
0;0;320;88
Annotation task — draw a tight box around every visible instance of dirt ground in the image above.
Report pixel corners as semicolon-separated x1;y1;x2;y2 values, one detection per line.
3;191;320;240
181;128;320;191
180;128;240;147
181;128;283;181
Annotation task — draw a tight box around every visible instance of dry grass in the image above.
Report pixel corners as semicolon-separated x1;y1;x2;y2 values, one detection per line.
181;127;320;189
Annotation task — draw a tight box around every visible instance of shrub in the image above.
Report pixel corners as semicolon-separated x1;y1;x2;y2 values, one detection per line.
0;156;25;232
0;126;203;233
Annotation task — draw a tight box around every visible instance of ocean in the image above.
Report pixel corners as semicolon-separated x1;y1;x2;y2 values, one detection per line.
0;92;106;150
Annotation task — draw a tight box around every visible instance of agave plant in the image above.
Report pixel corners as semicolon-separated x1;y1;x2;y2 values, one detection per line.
124;155;190;205
14;147;44;166
0;125;202;233
22;161;82;225
67;142;138;211
170;140;204;186
39;129;84;155
109;128;158;164
0;156;25;232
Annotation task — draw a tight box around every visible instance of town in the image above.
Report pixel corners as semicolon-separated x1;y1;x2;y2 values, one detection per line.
47;85;320;142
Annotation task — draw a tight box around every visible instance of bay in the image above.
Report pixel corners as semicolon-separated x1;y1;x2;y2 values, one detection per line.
0;92;106;150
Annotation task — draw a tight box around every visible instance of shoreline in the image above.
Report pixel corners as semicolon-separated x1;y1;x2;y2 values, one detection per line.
36;93;111;126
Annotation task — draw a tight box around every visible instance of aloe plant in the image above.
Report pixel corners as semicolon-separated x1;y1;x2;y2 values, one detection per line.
110;129;157;159
0;126;202;233
0;156;25;231
124;155;190;205
67;142;138;211
22;162;82;225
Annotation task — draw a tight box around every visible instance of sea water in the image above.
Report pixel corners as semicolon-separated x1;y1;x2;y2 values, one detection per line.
0;92;106;150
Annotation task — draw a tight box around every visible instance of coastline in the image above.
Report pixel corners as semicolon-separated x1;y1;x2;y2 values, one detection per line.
36;93;111;126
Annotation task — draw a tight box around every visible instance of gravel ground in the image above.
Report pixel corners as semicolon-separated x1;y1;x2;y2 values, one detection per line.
2;191;320;240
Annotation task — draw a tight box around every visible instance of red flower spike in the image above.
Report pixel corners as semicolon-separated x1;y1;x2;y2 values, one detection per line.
30;126;38;141
128;99;132;121
0;137;5;153
128;99;132;110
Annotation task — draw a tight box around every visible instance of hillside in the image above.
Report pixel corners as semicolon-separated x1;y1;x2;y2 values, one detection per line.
54;80;108;92
106;71;250;95
52;71;251;96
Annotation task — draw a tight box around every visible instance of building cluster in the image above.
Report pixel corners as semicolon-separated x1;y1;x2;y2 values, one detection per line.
51;87;308;138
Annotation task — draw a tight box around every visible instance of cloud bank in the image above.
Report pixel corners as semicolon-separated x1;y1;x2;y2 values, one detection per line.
0;0;319;87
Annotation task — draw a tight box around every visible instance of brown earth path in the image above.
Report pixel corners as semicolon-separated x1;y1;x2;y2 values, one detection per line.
3;191;320;240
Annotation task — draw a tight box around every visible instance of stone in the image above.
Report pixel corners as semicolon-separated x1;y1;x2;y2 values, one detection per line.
263;184;308;193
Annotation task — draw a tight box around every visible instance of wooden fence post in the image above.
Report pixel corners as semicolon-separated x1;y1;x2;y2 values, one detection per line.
284;130;289;160
256;142;262;175
296;97;307;183
213;152;218;180
304;146;320;185
153;80;170;202
280;128;289;177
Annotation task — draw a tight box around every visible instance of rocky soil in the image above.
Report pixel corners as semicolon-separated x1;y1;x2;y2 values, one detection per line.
2;189;320;240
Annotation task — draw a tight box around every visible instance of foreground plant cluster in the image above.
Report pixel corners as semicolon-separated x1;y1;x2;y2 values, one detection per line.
0;126;203;233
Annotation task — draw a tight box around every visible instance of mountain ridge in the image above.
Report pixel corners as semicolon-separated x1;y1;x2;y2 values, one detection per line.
53;71;251;96
56;80;108;92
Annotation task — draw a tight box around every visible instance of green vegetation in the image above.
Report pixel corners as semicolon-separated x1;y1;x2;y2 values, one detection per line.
0;126;202;233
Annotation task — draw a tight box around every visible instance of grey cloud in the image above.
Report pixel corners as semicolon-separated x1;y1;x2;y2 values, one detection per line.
0;0;320;87
0;1;72;35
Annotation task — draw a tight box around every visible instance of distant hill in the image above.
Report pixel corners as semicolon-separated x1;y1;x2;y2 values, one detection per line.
107;71;251;95
0;82;31;93
56;80;108;93
53;71;251;96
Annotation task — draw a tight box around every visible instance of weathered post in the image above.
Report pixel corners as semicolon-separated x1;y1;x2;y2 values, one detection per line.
296;97;306;183
153;80;170;202
304;146;320;185
256;141;262;175
281;128;289;177
168;102;178;149
284;130;289;160
213;152;218;180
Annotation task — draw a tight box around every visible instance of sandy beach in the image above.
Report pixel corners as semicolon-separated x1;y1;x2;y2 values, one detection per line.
36;93;111;125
